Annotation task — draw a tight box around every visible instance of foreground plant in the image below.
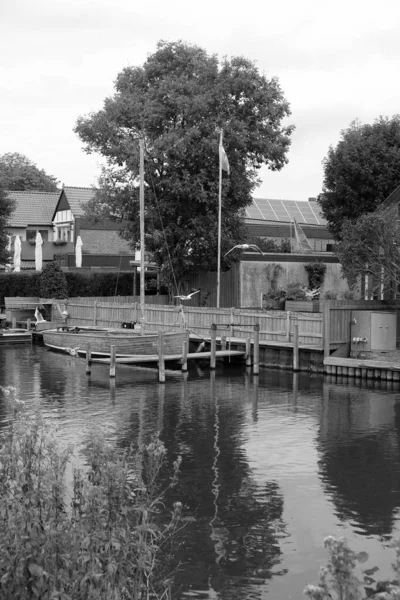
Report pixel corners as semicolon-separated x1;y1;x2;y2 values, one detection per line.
304;536;400;600
0;386;183;600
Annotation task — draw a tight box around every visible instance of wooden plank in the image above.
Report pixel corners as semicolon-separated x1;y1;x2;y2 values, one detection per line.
91;349;245;364
324;356;400;370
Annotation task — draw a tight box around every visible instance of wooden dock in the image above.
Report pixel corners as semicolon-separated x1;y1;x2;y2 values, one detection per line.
91;349;246;365
324;356;400;379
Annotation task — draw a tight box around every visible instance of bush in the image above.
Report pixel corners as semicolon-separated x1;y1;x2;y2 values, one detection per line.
0;386;183;600
305;263;327;290
39;262;69;299
0;272;41;304
286;282;307;301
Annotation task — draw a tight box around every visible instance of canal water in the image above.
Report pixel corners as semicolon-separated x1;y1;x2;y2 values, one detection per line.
1;343;400;599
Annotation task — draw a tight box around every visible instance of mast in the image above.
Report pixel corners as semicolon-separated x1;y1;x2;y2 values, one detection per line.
139;138;145;327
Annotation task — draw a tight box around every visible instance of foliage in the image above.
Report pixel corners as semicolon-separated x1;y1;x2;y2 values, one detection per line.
319;116;400;239
285;282;307;301
335;211;400;292
305;263;326;290
322;290;338;300
74;40;294;291
304;535;400;600
0;271;41;304
39;262;69;299
0;152;59;191
248;236;291;254
0;184;15;266
0;386;183;600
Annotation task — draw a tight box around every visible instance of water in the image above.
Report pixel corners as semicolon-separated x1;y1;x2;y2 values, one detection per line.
1;343;400;599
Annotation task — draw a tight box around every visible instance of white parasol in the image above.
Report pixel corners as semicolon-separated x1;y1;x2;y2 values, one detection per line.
13;235;21;272
75;235;83;268
35;231;43;271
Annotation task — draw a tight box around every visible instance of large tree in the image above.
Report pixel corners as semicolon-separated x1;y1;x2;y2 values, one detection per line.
0;152;59;191
318;116;400;239
335;209;400;297
74;40;294;291
0;184;16;266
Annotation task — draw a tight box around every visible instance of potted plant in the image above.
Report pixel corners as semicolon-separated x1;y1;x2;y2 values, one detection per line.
285;282;320;312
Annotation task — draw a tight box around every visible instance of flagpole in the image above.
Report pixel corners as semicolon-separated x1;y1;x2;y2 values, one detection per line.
216;130;223;309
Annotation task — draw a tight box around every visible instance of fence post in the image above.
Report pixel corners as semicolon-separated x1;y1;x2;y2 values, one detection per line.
109;345;116;378
93;301;97;326
158;330;165;383
27;318;31;331
253;323;260;375
323;302;330;358
293;321;299;371
286;311;291;342
210;323;217;369
12;316;16;328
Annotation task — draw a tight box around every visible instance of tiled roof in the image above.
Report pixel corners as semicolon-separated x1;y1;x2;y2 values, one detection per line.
62;186;95;217
6;190;60;227
246;198;327;226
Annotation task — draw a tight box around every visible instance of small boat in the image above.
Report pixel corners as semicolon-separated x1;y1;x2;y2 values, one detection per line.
42;326;187;358
0;328;32;344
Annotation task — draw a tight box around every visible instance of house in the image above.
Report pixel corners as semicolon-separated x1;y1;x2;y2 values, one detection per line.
245;197;334;252
4;186;135;271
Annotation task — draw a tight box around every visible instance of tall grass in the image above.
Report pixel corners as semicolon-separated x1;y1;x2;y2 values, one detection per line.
0;386;183;600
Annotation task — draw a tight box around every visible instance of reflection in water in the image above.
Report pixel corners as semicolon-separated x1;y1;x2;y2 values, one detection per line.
318;381;400;536
3;347;400;598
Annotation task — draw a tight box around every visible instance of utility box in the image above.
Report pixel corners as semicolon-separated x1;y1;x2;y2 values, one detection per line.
351;311;397;353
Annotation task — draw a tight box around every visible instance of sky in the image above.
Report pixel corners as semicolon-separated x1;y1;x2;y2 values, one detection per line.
1;0;400;201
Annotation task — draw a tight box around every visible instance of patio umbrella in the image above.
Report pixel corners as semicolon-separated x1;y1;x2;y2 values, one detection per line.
75;235;83;268
35;231;43;271
13;235;21;272
5;235;12;271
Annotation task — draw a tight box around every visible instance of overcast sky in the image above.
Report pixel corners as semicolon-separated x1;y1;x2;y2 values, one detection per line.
1;0;400;201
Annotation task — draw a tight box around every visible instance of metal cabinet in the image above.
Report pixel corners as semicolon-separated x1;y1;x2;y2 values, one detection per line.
351;311;396;352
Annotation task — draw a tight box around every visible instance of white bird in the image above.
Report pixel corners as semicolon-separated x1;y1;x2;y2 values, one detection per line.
174;290;201;301
224;244;264;257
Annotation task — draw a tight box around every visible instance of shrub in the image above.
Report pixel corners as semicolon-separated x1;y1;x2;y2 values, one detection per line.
0;386;183;600
286;282;307;301
39;263;69;299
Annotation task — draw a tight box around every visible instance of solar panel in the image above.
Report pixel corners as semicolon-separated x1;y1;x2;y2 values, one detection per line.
245;198;327;225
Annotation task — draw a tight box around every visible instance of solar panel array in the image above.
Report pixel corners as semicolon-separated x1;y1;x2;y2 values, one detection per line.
245;199;326;226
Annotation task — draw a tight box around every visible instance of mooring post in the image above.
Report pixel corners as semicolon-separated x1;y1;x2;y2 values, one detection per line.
293;322;299;371
210;323;217;369
110;345;116;378
12;317;16;328
86;343;91;375
158;330;165;383
181;338;188;372
253;323;260;375
27;318;31;331
245;337;251;367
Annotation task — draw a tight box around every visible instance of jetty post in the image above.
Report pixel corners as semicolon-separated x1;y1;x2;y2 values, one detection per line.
86;343;91;375
158;330;166;383
253;323;260;375
293;322;299;371
181;337;188;372
245;337;252;367
210;323;217;369
110;345;116;378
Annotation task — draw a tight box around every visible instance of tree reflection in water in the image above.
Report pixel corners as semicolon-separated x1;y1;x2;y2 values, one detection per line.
317;381;400;536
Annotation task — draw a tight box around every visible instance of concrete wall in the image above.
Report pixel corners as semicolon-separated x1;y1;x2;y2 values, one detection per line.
240;259;350;307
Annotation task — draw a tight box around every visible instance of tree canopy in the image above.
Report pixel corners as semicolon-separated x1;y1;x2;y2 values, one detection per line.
318;116;400;239
0;184;15;267
0;153;59;191
335;209;400;296
74;40;294;291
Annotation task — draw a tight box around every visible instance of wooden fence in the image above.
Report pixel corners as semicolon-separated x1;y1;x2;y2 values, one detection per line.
57;298;323;346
